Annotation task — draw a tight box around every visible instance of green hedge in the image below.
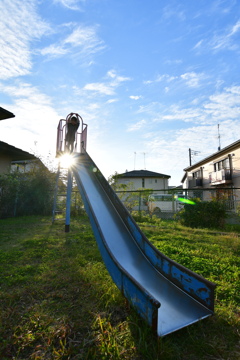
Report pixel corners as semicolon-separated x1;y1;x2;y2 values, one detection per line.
178;199;227;229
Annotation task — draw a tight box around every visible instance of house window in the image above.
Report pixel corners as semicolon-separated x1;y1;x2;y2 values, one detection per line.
192;170;201;179
214;158;230;172
142;178;145;188
155;179;157;183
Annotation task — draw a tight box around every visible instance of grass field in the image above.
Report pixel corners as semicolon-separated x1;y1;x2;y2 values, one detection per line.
0;215;239;359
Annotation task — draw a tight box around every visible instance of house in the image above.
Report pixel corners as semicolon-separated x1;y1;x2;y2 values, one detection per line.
114;169;171;213
116;169;171;191
0;106;15;121
0;141;39;174
182;139;240;211
0;107;40;174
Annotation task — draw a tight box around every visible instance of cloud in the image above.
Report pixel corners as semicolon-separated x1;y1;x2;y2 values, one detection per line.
129;95;142;100
144;74;177;85
143;117;240;184
203;86;240;120
180;72;205;88
211;20;240;50
53;0;85;11
161;5;186;22
83;82;115;95
82;70;131;96
144;72;205;88
0;82;59;157
194;20;240;53
0;0;49;80
127;119;146;132
40;24;105;60
135;85;240;127
106;70;131;84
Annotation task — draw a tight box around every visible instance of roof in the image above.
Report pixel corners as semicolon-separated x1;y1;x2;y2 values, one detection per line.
0;107;15;121
183;139;240;172
181;138;240;183
118;169;171;179
0;141;37;161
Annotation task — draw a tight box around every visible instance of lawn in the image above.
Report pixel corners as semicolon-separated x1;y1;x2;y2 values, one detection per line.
0;215;239;359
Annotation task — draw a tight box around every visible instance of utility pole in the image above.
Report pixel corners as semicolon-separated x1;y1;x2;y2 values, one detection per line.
189;148;192;166
189;148;200;166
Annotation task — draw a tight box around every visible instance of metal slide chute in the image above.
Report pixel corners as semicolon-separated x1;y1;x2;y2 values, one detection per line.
71;151;216;337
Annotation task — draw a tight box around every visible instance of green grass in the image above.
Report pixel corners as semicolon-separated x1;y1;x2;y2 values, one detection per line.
0;215;239;359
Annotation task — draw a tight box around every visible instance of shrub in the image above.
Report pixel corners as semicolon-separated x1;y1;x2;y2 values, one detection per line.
131;211;161;225
178;198;227;229
0;165;56;218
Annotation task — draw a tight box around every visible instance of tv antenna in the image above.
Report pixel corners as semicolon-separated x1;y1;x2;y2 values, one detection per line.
142;152;147;169
218;124;221;151
134;152;137;170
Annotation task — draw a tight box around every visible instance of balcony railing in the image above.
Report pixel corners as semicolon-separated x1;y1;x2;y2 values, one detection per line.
209;169;232;185
188;178;203;187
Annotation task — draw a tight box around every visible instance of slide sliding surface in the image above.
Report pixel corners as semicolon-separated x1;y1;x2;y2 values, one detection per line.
72;153;215;337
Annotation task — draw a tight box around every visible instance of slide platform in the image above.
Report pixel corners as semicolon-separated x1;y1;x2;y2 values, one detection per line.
72;152;216;337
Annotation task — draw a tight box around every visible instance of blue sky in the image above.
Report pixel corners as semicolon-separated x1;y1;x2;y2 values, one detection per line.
1;0;240;185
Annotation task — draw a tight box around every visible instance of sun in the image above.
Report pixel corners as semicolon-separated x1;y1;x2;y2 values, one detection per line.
60;153;75;168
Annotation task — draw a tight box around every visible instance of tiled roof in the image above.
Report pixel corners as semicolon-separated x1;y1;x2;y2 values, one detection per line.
184;138;240;171
0;141;37;161
118;170;170;178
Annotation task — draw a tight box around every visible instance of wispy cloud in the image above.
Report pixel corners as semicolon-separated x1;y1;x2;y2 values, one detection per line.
83;82;115;95
0;81;59;156
193;19;240;53
144;72;206;88
180;72;206;88
40;24;105;59
82;70;131;96
136;85;240;126
144;74;177;85
53;0;86;11
161;5;186;22
0;0;49;80
127;119;146;132
210;20;240;50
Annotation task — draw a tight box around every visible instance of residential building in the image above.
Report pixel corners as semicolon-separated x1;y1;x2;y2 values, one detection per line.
114;169;171;213
0;106;15;121
182;139;240;211
0;141;40;174
116;169;171;191
0;107;40;174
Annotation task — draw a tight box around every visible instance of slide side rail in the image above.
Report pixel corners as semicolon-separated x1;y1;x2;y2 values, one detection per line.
85;153;216;311
72;162;160;332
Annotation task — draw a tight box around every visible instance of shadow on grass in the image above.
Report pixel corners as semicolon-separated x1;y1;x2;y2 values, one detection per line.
0;216;239;360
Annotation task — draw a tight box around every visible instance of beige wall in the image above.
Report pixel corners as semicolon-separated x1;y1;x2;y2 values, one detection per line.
117;177;169;191
183;147;240;189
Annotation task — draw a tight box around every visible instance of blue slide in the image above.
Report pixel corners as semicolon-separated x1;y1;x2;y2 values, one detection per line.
72;151;216;337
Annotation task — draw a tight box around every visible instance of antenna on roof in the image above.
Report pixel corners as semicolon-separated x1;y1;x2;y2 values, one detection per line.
142;152;147;169
134;152;137;170
217;124;221;151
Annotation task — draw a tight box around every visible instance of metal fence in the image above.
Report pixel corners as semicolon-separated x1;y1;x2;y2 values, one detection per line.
115;187;240;220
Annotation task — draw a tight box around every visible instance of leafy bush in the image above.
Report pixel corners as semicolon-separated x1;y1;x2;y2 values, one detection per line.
177;198;227;229
131;211;161;225
0;165;56;218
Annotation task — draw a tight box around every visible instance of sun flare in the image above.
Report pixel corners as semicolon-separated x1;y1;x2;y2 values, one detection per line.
60;153;75;168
